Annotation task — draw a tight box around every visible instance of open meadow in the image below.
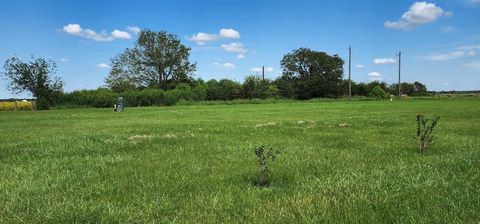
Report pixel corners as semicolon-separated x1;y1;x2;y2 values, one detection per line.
1;97;479;223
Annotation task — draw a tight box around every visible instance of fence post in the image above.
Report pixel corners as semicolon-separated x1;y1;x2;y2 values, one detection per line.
31;101;35;111
14;101;18;111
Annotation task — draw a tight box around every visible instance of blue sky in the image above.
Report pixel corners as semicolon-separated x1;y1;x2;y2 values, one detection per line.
1;0;479;98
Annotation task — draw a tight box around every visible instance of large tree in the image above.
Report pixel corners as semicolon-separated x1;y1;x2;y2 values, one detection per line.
106;30;196;92
279;48;344;99
3;56;64;109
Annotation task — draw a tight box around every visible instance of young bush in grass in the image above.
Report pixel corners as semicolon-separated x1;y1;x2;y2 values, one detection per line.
415;113;440;154
371;86;388;100
253;145;281;187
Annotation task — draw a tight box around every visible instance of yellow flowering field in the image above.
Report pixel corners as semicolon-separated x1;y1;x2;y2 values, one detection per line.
0;101;34;110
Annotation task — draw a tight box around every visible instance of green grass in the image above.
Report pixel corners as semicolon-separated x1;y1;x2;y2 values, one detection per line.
1;98;479;223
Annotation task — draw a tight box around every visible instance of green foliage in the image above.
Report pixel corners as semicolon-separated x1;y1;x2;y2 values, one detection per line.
371;86;388;100
415;114;440;154
218;79;242;100
242;76;272;99
162;91;178;106
2;56;64;109
254;145;281;187
57;88;168;108
278;48;344;99
106;30;196;91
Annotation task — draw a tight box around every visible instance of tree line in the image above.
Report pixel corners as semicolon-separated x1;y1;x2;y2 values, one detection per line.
2;29;429;109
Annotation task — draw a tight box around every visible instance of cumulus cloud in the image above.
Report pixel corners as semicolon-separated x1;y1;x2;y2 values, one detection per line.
373;58;396;64
368;72;383;80
221;42;248;54
111;29;132;39
63;24;113;41
424;50;476;61
62;23;134;42
213;62;236;69
221;42;248;58
188;32;219;45
59;58;69;62
188;28;240;45
63;24;82;35
356;64;364;68
219;28;240;39
127;26;141;34
251;67;274;73
97;63;110;69
384;2;452;30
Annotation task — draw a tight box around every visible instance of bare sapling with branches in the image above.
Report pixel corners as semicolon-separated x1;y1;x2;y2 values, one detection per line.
415;114;440;154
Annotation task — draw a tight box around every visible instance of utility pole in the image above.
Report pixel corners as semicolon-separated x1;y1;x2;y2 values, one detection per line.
398;51;401;101
348;46;352;101
262;66;265;81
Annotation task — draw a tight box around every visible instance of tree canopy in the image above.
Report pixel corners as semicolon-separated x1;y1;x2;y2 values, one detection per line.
106;30;196;92
279;48;344;99
3;56;64;109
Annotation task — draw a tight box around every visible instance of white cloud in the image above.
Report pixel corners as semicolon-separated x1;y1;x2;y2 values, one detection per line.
219;28;240;39
82;29;114;42
221;42;248;54
373;58;396;64
471;0;480;5
111;29;131;39
59;58;68;62
213;62;236;69
463;61;480;69
127;26;141;34
368;72;383;80
356;64;364;68
62;23;134;42
62;23;114;42
188;28;241;45
251;67;274;73
97;63;110;69
188;32;219;45
63;24;82;35
424;50;476;61
384;2;451;30
237;54;245;59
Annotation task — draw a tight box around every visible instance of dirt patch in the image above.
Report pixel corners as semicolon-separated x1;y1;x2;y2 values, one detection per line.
254;122;276;128
128;135;153;143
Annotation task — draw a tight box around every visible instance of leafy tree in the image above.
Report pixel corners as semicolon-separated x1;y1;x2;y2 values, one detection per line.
106;30;196;92
279;48;344;99
371;86;388;100
242;75;271;99
274;75;296;98
3;56;64;109
205;79;221;100
413;81;427;95
401;82;415;96
218;79;242;100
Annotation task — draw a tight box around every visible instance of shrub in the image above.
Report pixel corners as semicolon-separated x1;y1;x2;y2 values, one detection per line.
371;86;388;100
415;114;440;154
162;91;178;106
253;145;281;187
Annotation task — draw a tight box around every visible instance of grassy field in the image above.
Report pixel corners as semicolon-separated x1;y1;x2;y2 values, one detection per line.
1;98;479;223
